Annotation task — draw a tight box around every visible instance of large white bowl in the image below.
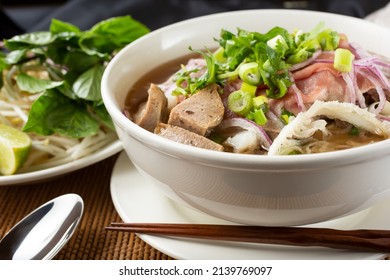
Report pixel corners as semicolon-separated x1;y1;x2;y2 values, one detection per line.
102;9;390;226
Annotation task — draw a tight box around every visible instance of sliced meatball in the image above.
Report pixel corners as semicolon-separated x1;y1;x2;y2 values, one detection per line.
156;123;224;151
167;84;224;136
133;83;168;132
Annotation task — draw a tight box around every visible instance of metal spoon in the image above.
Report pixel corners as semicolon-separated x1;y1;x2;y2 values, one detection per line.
0;193;83;260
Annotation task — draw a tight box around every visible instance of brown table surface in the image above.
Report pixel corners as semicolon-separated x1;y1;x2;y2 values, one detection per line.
0;152;173;260
1;152;389;260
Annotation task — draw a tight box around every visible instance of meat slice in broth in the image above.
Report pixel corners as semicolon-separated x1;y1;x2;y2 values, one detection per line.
156;123;224;151
132;83;168;132
168;84;224;136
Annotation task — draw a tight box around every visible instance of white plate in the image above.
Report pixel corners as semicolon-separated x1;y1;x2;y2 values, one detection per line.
111;152;390;260
0;140;122;186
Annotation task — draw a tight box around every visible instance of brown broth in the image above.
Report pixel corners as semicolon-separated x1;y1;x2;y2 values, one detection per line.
305;123;387;154
124;53;197;115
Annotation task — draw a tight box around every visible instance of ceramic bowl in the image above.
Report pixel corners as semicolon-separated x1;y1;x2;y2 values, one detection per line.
101;9;390;226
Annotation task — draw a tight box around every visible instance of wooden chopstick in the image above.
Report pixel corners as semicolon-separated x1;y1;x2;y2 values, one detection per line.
105;223;390;253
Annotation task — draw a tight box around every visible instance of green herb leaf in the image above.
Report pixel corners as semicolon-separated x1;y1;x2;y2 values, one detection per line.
79;16;150;57
2;16;149;138
72;64;104;101
15;73;64;93
179;23;339;102
50;18;81;34
93;104;114;130
5;31;56;50
23;89;99;138
5;49;27;64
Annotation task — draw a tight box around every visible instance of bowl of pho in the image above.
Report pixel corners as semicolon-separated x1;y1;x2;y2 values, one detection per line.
102;10;390;226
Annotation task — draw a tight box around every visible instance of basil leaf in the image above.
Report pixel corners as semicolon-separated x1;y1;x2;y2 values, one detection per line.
47;104;99;138
15;73;64;93
0;52;8;73
79;16;150;57
5;49;27;64
5;32;56;50
62;50;101;73
50;18;80;34
23;90;65;135
23;89;99;138
72;64;104;101
53;80;76;100
3;16;150;138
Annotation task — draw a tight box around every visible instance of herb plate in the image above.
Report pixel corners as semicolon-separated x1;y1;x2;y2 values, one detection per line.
0;139;122;186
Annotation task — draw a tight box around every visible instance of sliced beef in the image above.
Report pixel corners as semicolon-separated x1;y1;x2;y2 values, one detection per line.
156;123;224;151
292;62;340;81
132;83;168;132
269;70;347;116
167;84;224;136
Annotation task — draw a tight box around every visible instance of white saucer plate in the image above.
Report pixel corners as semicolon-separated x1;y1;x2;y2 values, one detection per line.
111;152;390;260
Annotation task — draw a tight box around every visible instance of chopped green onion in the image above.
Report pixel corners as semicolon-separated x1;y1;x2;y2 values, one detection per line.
175;23;341;102
317;29;340;51
253;95;268;108
281;114;290;124
286;47;310;64
280;108;294;124
240;82;257;96
227;90;253;116
334;48;354;72
267;34;288;49
349;126;359;136
253;109;267;125
238;62;261;85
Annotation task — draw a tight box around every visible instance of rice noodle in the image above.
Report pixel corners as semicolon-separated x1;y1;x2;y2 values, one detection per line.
268;100;390;155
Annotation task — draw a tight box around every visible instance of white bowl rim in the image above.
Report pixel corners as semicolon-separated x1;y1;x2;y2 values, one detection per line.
102;9;390;170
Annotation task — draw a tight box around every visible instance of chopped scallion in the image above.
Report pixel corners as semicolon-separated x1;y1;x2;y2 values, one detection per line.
334;48;354;72
238;62;261;85
253;95;268;108
253;109;267;125
240;82;257;96
227;90;253;116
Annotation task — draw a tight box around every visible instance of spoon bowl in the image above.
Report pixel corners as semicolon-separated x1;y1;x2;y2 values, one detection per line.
0;193;83;260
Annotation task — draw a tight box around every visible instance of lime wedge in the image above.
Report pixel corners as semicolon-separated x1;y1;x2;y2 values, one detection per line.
0;124;32;175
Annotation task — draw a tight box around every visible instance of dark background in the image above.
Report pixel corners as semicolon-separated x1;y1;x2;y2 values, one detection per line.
1;0;389;39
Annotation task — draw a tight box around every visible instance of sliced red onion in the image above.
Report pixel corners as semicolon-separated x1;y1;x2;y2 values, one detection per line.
348;68;366;108
288;72;306;112
218;118;273;149
357;68;387;114
341;72;356;105
370;65;390;92
349;42;371;59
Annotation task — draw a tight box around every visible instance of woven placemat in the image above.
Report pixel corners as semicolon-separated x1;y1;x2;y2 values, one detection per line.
1;153;389;260
0;153;173;260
